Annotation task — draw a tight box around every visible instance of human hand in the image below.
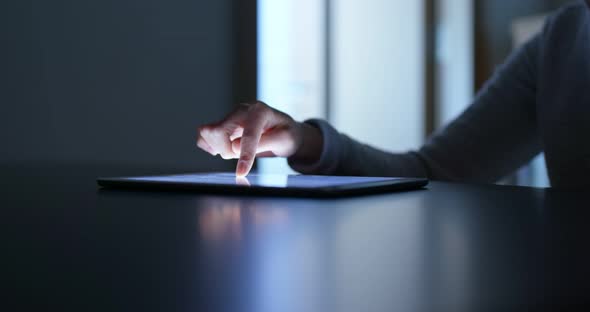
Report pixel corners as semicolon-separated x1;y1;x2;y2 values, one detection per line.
197;101;322;176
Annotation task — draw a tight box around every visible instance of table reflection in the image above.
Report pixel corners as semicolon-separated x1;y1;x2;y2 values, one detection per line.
193;192;486;311
197;197;289;242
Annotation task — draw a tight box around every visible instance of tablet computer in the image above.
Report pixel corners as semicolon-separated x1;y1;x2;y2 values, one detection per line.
97;173;428;197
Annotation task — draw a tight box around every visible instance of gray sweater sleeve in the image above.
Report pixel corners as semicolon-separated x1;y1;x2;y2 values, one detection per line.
289;31;543;183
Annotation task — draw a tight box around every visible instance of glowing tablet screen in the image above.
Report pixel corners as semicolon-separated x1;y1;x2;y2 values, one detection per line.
125;173;399;188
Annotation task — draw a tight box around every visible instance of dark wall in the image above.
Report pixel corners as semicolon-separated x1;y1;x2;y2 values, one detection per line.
2;0;250;171
474;0;571;89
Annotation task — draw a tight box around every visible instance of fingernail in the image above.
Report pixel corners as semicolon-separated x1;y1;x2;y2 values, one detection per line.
236;160;249;176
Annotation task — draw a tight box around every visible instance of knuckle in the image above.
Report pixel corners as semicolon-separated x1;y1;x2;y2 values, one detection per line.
209;127;225;137
237;101;270;112
249;101;267;113
240;151;254;161
252;101;265;109
199;126;213;137
238;102;251;110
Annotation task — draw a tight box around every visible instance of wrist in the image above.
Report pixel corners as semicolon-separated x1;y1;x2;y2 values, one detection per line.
290;122;323;164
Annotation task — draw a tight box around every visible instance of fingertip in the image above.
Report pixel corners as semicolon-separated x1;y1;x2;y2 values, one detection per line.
236;159;251;177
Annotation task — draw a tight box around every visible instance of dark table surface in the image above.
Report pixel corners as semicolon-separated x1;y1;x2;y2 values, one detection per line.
3;164;590;311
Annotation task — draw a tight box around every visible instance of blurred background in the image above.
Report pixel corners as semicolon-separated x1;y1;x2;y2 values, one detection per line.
1;0;572;186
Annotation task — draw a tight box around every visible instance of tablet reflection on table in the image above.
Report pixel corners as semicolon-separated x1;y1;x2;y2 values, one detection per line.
197;198;289;243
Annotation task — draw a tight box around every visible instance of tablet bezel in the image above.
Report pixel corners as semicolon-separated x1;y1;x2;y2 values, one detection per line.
97;173;428;198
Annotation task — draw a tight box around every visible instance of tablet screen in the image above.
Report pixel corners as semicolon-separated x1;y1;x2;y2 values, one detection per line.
125;173;398;188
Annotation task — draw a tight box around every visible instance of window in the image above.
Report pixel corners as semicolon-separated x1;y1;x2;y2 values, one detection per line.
258;0;428;173
257;0;326;174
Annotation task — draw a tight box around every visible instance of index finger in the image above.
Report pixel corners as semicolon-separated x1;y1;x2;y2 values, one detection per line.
235;113;267;177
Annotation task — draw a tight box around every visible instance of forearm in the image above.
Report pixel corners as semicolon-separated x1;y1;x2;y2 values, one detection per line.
333;133;428;178
290;27;543;182
288;119;429;178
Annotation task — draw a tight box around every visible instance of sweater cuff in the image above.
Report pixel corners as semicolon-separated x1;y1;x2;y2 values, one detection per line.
287;119;341;175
